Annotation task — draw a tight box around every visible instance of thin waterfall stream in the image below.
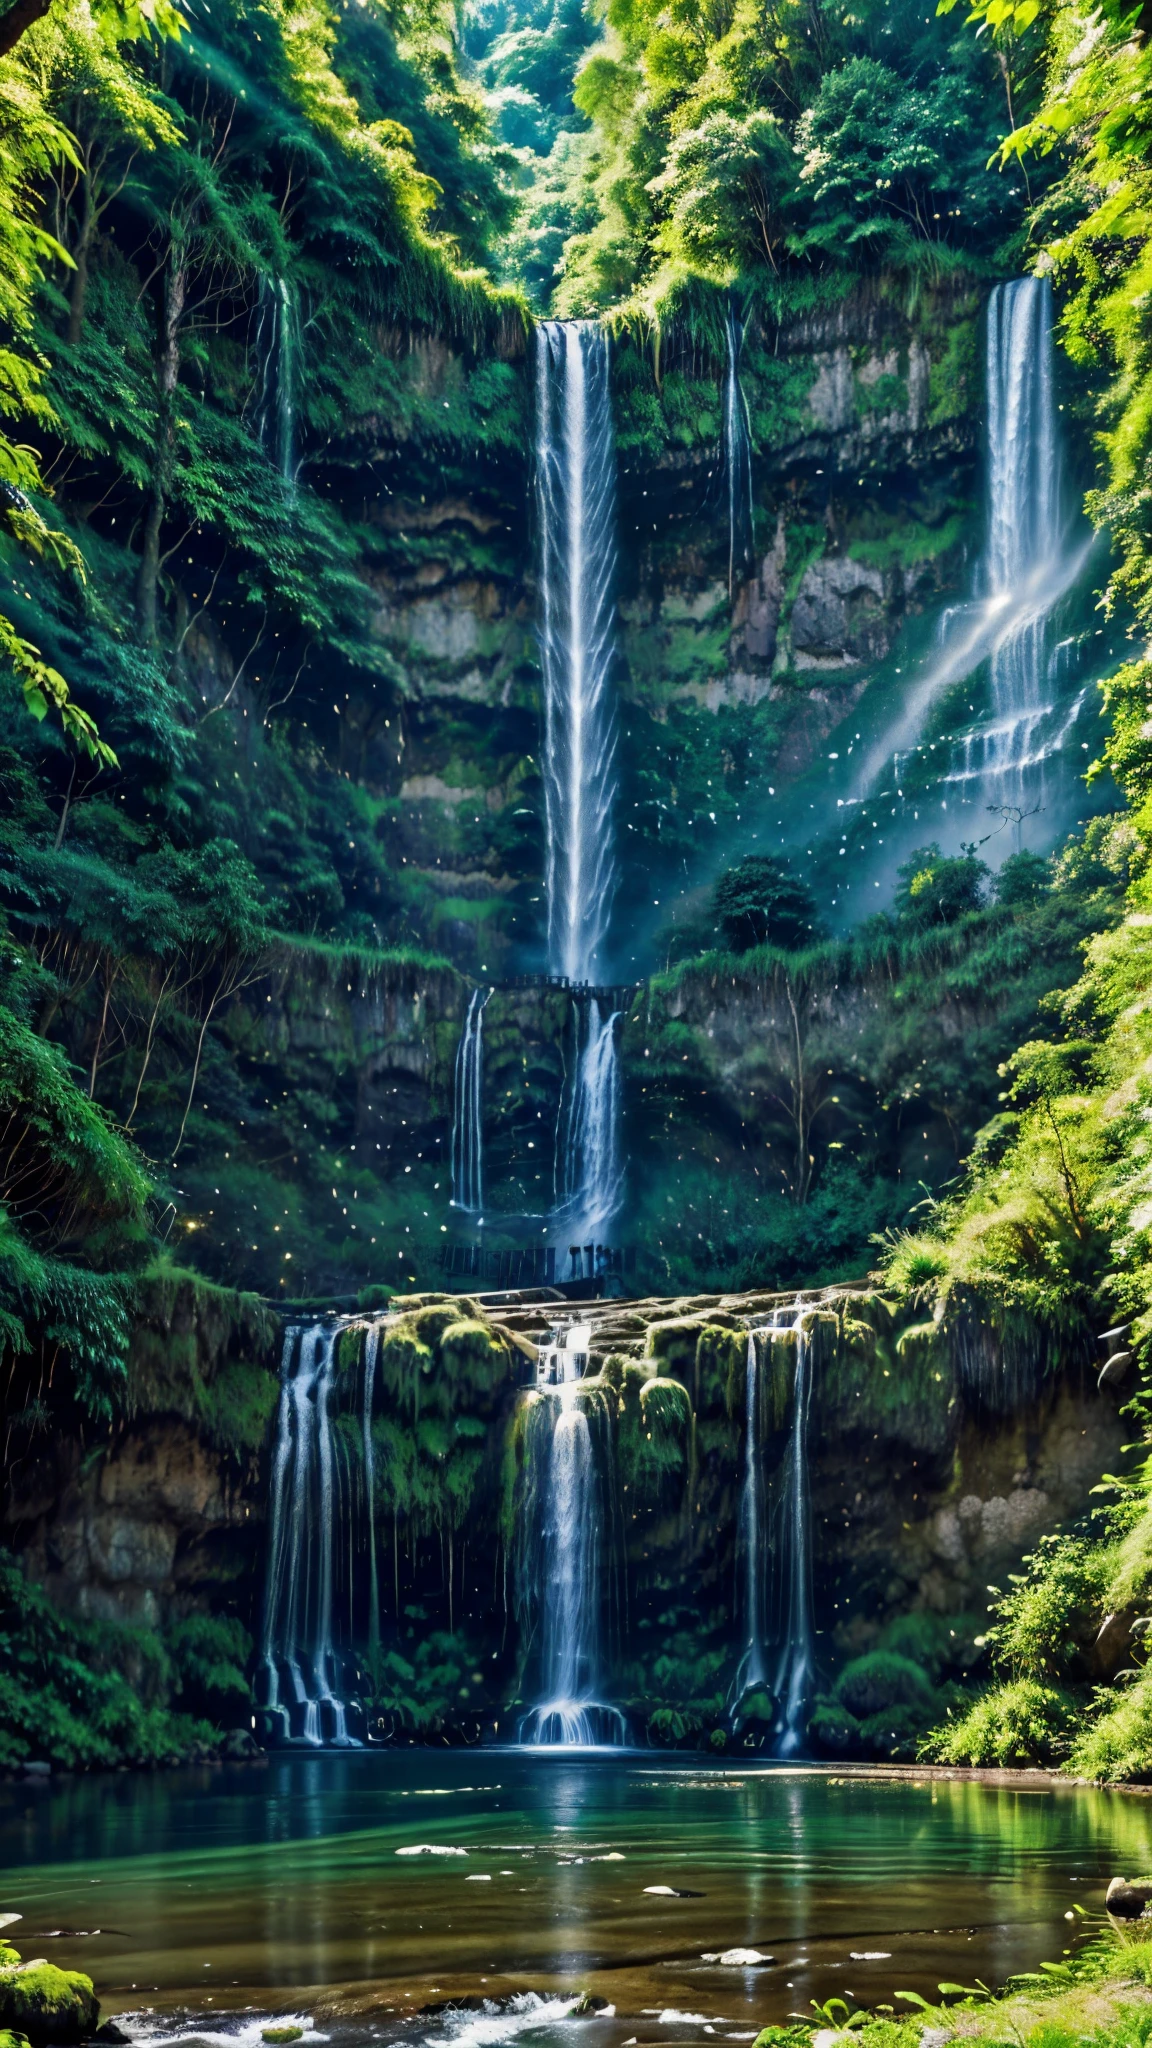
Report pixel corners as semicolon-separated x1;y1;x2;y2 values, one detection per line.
451;986;490;1215
724;307;755;597
734;1304;815;1755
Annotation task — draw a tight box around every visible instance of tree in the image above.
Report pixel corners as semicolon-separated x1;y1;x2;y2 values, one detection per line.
712;853;819;952
894;845;988;927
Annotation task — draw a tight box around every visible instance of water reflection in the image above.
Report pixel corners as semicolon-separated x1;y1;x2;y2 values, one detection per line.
0;1756;1146;2044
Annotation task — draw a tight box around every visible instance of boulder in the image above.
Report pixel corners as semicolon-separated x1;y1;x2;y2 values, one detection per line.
1106;1875;1152;1918
0;1960;99;2045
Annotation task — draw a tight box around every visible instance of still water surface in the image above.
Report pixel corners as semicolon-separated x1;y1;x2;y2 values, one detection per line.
1;1754;1147;2048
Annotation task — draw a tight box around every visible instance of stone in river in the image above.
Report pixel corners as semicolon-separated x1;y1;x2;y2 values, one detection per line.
1106;1876;1152;1918
0;1958;99;2045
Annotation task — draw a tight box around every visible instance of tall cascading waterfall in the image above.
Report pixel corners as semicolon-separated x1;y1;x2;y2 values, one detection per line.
823;273;1096;911
519;1344;626;1746
254;274;300;489
946;276;1070;817
258;1317;386;1745
724;308;755;598
536;321;624;1245
733;1305;815;1755
450;987;490;1214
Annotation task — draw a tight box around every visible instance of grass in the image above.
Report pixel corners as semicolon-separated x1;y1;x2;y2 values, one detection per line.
754;1924;1152;2048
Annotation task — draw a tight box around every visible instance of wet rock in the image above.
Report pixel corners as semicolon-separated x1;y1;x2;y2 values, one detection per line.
570;1995;610;2017
262;2028;304;2043
0;1959;99;2045
94;2022;133;2042
1106;1876;1152;1918
1099;1352;1133;1390
790;557;889;668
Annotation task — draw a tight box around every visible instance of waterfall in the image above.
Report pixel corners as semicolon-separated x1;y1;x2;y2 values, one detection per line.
737;1330;768;1691
255;274;299;488
536;322;625;1246
844;274;1091;864
944;276;1068;818
771;1313;815;1757
450;987;490;1214
536;321;620;984
724;308;755;597
520;1341;626;1746
733;1306;815;1755
258;1317;388;1746
555;994;624;1242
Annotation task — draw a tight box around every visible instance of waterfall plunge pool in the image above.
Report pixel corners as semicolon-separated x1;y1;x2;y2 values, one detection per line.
1;1752;1142;2048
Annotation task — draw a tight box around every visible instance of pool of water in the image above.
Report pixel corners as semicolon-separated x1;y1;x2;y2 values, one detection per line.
1;1754;1145;2048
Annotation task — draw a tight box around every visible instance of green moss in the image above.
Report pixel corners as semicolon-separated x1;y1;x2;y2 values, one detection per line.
0;1962;98;2047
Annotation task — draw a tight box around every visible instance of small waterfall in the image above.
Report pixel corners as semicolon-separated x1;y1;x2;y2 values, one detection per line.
535;320;620;984
733;1305;815;1755
771;1313;815;1757
450;987;490;1214
255;274;300;488
259;1317;390;1746
555;994;624;1242
520;1335;625;1746
737;1330;768;1691
724;308;755;597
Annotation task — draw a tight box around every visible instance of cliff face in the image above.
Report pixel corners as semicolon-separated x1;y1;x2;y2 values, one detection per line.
8;1282;1124;1758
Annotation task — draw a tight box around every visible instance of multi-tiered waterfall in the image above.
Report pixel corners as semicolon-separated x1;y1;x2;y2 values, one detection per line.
536;321;624;1244
734;1306;816;1755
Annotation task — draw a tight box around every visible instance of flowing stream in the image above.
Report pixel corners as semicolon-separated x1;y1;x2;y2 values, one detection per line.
536;321;624;1244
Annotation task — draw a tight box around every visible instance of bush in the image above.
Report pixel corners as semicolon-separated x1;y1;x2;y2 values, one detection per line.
919;1678;1077;1766
834;1650;935;1717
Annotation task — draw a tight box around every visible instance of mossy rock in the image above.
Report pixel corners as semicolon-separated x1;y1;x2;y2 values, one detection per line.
809;1698;860;1755
262;2029;304;2043
0;1961;99;2045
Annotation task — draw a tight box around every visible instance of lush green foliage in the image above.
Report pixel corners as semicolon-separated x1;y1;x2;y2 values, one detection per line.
0;1548;252;1766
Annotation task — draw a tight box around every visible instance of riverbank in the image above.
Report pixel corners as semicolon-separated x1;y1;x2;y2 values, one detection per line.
777;1923;1152;2048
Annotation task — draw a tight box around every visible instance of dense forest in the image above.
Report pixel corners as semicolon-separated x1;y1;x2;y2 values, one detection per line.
4;0;1152;1776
